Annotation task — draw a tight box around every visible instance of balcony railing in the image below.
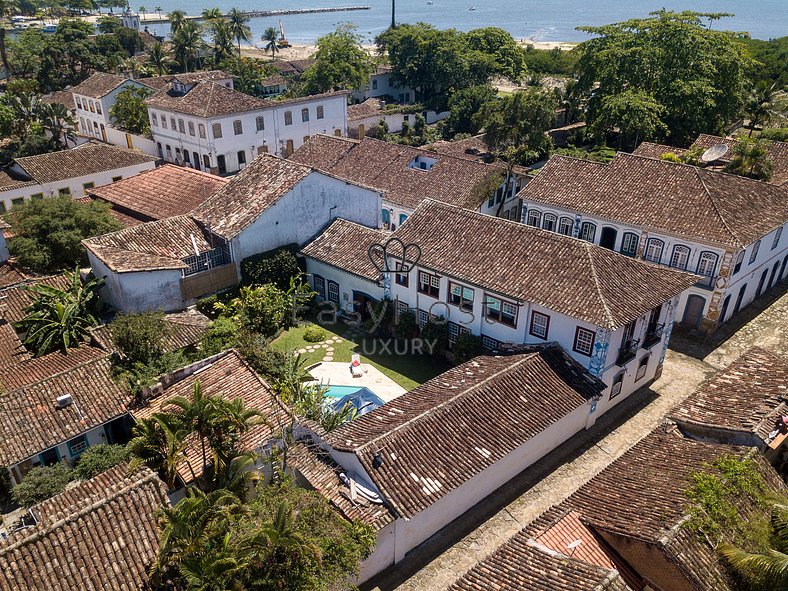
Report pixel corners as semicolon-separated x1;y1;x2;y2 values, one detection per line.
694;275;717;291
616;339;640;366
642;325;664;349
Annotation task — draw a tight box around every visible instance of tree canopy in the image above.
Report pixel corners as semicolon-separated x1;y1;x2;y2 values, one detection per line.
301;25;374;94
576;10;754;145
109;86;154;135
465;27;527;83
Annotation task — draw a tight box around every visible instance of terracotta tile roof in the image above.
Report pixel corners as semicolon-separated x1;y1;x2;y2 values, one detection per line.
325;345;604;519
300;218;385;282
191;154;312;239
421;136;494;162
448;531;633;591
521;152;788;247
268;89;348;108
0;265;26;289
0;322;29;368
0;344;107;392
261;75;287;87
560;426;786;590
290;135;505;210
287;442;395;528
146;81;269;117
632;141;688;160
91;309;210;354
0;354;131;466
13;143;157;185
88;164;227;223
0;273;72;325
83;215;212;273
671;347;788;441
393;200;699;328
0;465;167;591
132;350;290;484
41;89;76;111
0;171;37;193
139;69;234;90
70;72;133;98
348;98;382;121
691;133;788;186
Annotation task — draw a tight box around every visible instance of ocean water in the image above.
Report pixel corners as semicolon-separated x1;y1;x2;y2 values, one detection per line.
138;0;787;45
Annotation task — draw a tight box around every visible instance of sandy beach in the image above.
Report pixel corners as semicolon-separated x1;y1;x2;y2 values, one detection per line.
241;39;578;62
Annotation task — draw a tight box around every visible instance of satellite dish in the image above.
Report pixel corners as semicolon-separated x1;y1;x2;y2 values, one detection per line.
701;144;729;163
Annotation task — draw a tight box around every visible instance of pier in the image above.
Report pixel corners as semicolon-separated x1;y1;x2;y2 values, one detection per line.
139;6;371;24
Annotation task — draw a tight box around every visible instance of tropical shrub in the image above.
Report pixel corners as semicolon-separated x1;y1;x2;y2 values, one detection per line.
453;333;485;364
111;310;171;364
420;318;449;358
303;325;326;343
12;463;73;508
199;316;240;356
216;284;291;337
73;444;130;480
240;245;301;290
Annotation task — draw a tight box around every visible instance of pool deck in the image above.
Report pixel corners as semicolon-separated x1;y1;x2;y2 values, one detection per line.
309;361;407;403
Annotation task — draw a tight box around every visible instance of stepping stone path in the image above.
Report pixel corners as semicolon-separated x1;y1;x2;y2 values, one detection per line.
303;334;349;363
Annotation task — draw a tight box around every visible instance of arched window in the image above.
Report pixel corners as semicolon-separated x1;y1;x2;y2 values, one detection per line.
301;108;309;122
558;217;573;236
526;209;541;227
644;238;664;263
542;213;557;232
696;251;718;277
579;221;596;242
620;232;639;257
670;245;691;270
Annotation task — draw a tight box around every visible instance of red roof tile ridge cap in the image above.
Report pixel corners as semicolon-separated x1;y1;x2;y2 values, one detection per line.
353;352;541;452
585;243;616;328
524;538;621;582
692;166;743;247
3;350;110;394
0;468;164;557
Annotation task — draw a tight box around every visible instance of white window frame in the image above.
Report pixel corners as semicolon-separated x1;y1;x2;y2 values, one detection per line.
542;213;557;232
573;327;595;356
526;209;541;227
670;245;691;270
579;222;596;242
530;311;550;339
558;217;573;236
644;238;664;263
696;251;718;277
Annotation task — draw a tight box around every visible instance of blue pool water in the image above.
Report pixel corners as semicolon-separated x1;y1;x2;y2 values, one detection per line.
324;384;373;399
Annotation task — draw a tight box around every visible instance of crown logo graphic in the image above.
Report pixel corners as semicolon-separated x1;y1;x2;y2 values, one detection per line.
368;237;422;274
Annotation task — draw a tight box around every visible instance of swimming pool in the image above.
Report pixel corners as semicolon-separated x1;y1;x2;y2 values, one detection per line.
324;385;385;416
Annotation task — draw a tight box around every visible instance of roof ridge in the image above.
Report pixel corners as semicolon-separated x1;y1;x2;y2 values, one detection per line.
354;351;542;452
0;469;163;557
585;243;616;328
693;167;743;247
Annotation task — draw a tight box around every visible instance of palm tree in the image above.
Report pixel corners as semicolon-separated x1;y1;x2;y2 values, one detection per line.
746;82;777;137
262;26;279;60
204;397;266;479
201;6;222;21
146;41;173;75
7;92;43;141
172;19;204;72
0;0;18;79
261;500;322;563
16;269;103;355
227;8;251;55
40;102;77;148
720;502;788;591
168;9;186;34
138;5;146;19
165;381;215;474
154;5;161;19
724;138;775;182
210;18;236;64
127;415;188;489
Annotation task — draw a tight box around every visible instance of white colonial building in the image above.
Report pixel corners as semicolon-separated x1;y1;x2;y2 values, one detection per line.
145;76;348;175
352;65;415;105
83;154;382;312
71;72;148;141
519;150;788;333
0;143;156;212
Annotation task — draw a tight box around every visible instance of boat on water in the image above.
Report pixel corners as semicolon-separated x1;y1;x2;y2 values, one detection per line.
469;6;476;10
42;23;58;33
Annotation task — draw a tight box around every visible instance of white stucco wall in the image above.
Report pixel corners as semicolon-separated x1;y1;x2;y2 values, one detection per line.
305;259;383;315
88;251;185;313
75;79;147;139
231;172;381;263
0;231;8;263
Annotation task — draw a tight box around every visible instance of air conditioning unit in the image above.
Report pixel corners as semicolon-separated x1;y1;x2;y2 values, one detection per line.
56;393;73;408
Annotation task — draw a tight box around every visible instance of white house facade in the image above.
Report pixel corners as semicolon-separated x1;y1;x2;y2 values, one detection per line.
70;72;148;141
146;79;348;175
351;65;415;105
519;151;788;333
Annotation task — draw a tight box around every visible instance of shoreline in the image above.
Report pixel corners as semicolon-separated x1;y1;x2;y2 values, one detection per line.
242;39;578;61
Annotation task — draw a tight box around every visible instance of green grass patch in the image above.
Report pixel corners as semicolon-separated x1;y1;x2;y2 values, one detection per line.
271;317;451;391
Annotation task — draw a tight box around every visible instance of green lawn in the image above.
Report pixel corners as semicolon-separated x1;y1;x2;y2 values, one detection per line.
271;317;451;391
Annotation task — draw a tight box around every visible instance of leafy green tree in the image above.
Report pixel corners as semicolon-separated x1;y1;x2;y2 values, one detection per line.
522;44;578;75
745;82;777;137
453;332;484;364
12;463;73;508
719;502;788;591
13;125;57;157
724;138;775;181
146;41;173;75
115;26;143;56
443;84;497;138
576;11;753;144
261;26;279;60
218;55;275;96
109;85;153;134
475;87;556;163
127;414;188;489
111;310;171;364
465;27;527;83
589;89;667;148
215;284;292;337
16;268;104;355
741;36;788;89
39;101;76;148
0;0;20;77
6;196;122;271
73;443;130;479
240;246;301;290
227;7;251;55
302;25;373;94
172;19;204;72
378;23;495;110
96;14;121;34
199;316;240;357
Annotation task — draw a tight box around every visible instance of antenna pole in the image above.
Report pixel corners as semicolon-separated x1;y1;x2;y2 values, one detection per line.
391;0;395;28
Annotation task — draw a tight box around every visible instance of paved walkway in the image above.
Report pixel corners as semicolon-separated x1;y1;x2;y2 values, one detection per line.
364;285;788;591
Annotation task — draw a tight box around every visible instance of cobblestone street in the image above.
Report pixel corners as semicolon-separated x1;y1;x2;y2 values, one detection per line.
364;284;788;591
